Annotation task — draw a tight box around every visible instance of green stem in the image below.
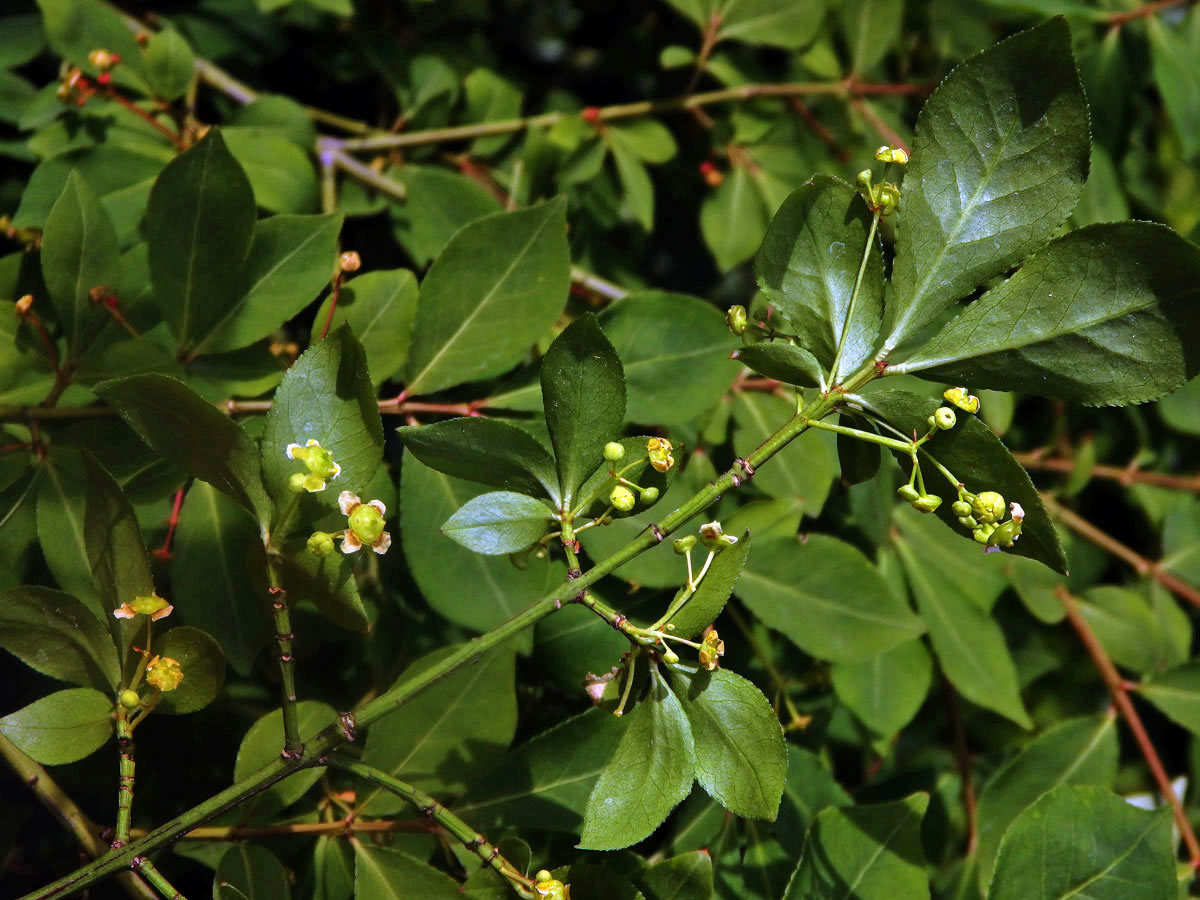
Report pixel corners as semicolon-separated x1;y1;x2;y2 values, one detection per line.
829;211;881;383
330;756;535;898
114;714;135;848
265;555;303;758
801;416;913;453
131;860;186;900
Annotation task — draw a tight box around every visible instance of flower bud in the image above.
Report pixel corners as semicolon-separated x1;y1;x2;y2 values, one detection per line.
874;145;908;164
307;531;336;558
933;407;957;430
951;500;972;518
674;535;697;555
987;519;1022;548
338;250;361;273
610;484;636;511
972;491;1005;525
603;441;626;462
534;871;567;900
88;48;119;70
957;515;977;529
662;647;680;665
726;305;748;335
897;484;920;502
119;689;141;710
113;593;173;622
877;183;900;216
912;495;942;513
288;472;308;493
640;486;660;504
973;523;996;545
856;169;873;189
943;387;980;414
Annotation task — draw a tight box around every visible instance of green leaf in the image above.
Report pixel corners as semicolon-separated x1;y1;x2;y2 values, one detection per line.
37;0;151;94
215;844;292;900
666;665;787;821
388;165;503;269
668;0;826;50
732;393;836;513
755;175;884;378
579;669;696;850
830;638;933;738
550;864;647;900
842;0;903;74
95;374;273;525
701;165;768;271
40;172;119;356
441;490;553;555
862;389;1067;573
0;687;113;765
312;835;354;900
221;129;317;216
0;586;120;691
738;535;924;662
353;845;460;900
607;119;678;164
145;129;257;348
142;27;195;102
398;418;558;500
894;531;1033;729
197;213;343;354
153;625;226;715
228;94;316;150
894;504;1010;611
454;708;626;833
894;223;1200;406
534;595;631;693
775;745;852;854
361;643;516;813
261;326;384;508
976;714;1118;887
732;343;824;389
310;269;418;385
37;450;105;619
281;548;368;632
1139;661;1200;735
882;18;1089;352
665;531;751;639
233;701;336;817
610;140;655;230
786;793;930;900
405;197;569;395
641;851;713;900
542;314;626;506
172;482;271;677
1078;586;1189;675
464;68;522;156
600;292;734;425
836;414;882;485
988;785;1174;900
1148;11;1200;161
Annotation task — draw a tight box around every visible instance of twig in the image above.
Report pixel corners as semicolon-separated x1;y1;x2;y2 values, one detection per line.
1108;0;1196;26
129;817;425;840
942;676;978;856
1058;585;1200;867
1016;452;1200;493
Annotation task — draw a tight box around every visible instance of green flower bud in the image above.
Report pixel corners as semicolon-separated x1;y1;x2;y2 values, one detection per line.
610;484;636;511
912;495;942;513
934;407;957;430
972;491;1006;525
288;472;308;493
119;689;141;710
957;515;978;529
877;183;900;216
307;531;336;558
603;441;626;462
662;648;680;665
951;500;972;518
987;519;1022;548
726;304;748;335
640;486;660;504
897;484;920;502
973;522;996;545
349;503;386;544
674;535;697;555
856;169;873;189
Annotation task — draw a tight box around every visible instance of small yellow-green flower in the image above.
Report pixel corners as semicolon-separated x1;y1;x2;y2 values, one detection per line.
113;593;173;621
699;627;725;671
534;870;567;900
145;655;184;692
647;437;674;473
943;387;981;414
338;491;391;555
286;439;341;493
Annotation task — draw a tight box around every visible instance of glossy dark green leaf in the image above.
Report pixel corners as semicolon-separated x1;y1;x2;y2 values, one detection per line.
1139;661;1200;735
668;0;825;50
40;172;118;356
261;326;384;508
776;745;852;854
1078;586;1189;675
281;547;368;632
894;532;1033;729
310;269;417;385
37;450;105;619
600;293;733;425
95;374;273;525
534;595;631;693
197;213;343;354
145;130;257;348
862;389;1067;573
214;843;291;900
0;586;119;690
233;701;336;817
882;18;1089;352
361;644;516;813
701;165;767;271
550;864;647;900
223;128;318;214
353;845;460;900
641;851;713;900
897;224;1200;406
756;175;884;378
172;482;270;676
1147;11;1200;161
405;197;569;395
388;165;503;268
142;27;194;101
732;393;836;513
836;413;882;485
0;687;113;765
732;343;824;389
976;714;1118;887
542;314;626;506
153;625;226;715
830;638;932;738
785;793;931;900
738;535;924;662
580;669;696;850
397;418;558;501
665;530;750;638
666;665;786;820
988;786;1174;900
454;708;627;833
441;490;553;555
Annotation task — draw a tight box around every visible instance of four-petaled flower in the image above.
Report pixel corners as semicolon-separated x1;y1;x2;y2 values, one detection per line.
145;655;184;692
339;491;391;555
113;593;173;621
286;439;341;493
647;437;674;473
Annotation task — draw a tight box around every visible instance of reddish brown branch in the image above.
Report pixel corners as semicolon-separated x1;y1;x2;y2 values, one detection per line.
1108;0;1195;26
1016;452;1200;493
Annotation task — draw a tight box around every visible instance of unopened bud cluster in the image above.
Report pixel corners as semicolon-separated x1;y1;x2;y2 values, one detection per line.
856;146;906;217
602;438;670;512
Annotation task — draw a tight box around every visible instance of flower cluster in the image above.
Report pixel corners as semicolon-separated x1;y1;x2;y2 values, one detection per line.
599;440;664;512
952;492;1025;550
307;492;392;557
286;439;341;493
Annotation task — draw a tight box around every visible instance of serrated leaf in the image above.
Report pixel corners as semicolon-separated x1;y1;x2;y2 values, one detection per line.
405;197;569;395
153;625;226;715
233;701;336;818
441;490;553;555
1148;11;1200;161
732;343;824;389
830;638;932;738
310;269;417;385
666;665;786;820
665;530;750;638
353;845;460;900
785;793;931;900
755;175;884;378
882;18;1089;352
580;669;696;850
214;844;291;900
895;223;1200;406
988;785;1174;900
0;687;113;765
0;586;119;690
738;535;924;662
145;129;257;348
542;314;626;506
1139;661;1200;735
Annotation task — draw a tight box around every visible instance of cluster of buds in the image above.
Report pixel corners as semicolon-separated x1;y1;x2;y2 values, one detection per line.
854;145;908;218
286;439;341;493
952;491;1024;550
602;440;666;511
308;491;392;556
57;49;122;105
